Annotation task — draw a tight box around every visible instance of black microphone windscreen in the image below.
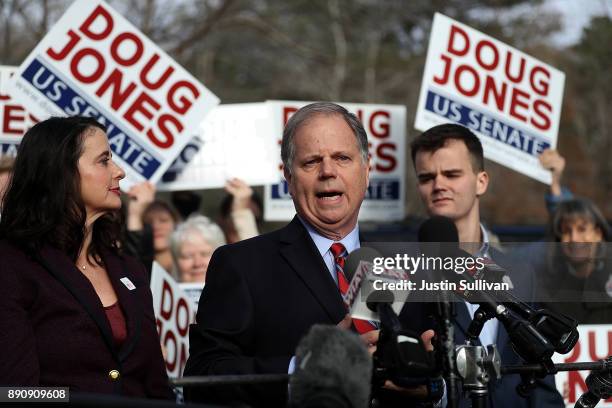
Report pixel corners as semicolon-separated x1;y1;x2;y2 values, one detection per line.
290;325;372;408
417;216;459;243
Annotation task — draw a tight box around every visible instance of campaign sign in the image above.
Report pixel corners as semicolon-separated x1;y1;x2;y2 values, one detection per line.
6;0;219;187
150;262;197;378
414;13;565;184
552;324;612;407
264;100;406;222
157;103;279;191
179;282;204;308
0;66;38;158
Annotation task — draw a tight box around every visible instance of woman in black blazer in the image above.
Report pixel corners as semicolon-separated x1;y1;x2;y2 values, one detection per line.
0;117;171;399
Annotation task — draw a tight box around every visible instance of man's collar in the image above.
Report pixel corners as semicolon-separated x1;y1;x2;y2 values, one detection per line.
478;223;490;258
298;216;360;256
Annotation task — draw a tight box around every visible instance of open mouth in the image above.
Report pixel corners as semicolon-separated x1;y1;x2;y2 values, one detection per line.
316;191;343;201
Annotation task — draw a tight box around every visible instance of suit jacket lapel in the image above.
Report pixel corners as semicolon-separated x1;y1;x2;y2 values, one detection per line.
102;250;142;362
37;246;118;359
279;217;347;323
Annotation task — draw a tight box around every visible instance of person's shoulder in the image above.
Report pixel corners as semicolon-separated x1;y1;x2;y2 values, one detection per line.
216;220;299;255
0;239;29;260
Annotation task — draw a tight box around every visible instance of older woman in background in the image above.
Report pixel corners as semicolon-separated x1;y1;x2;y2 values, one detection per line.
0;117;170;398
171;215;226;283
538;198;612;324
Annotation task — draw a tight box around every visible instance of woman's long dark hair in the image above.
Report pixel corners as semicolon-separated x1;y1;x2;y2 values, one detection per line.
0;116;122;262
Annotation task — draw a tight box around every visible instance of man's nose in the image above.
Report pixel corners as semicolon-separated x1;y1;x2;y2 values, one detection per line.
432;174;446;191
319;158;337;179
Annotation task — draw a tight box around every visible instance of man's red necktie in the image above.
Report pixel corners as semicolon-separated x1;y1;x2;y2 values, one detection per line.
330;242;376;334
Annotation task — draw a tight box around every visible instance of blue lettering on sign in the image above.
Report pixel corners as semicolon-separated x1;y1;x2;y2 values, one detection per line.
271;180;291;199
21;57;161;179
425;89;550;157
0;142;19;157
162;138;203;182
366;179;400;200
271;179;399;200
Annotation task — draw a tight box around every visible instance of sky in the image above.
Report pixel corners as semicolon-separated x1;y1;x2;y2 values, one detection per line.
547;0;612;46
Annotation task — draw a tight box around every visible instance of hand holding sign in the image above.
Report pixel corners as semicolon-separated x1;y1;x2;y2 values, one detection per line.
539;148;566;196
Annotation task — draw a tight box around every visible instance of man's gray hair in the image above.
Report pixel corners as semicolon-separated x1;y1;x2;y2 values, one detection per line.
281;102;369;173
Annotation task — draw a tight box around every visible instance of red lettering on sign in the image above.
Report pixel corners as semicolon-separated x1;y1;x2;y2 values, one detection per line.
2;105;26;135
46;30;80;61
110;32;144;66
80;5;114;41
447;25;469;56
95;69;137;110
160;280;173;320
475;39;499;70
504;51;525;83
433;55;452;86
148;114;182;148
124;91;159;131
283;107;298;125
141;53;175;90
509;88;529;122
70;48;106;84
588;330;612;361
531;99;552;131
374;143;397;172
567;370;586;402
369;110;390;138
530;65;550;97
176;298;190;337
455;65;480;97
482;75;507;111
167;80;199;115
163;330;177;372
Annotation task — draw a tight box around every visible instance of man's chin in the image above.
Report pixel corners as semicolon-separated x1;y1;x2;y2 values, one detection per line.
428;206;456;219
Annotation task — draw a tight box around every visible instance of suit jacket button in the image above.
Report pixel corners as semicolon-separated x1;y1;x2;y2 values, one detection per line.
108;370;121;381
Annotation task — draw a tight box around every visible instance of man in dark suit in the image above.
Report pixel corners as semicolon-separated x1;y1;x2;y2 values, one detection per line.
402;123;564;407
184;102;380;406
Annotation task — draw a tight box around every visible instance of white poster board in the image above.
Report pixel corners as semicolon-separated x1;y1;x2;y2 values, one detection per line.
0;66;38;157
414;13;565;184
6;0;219;187
264;100;406;222
553;324;612;407
157;103;279;191
150;262;197;378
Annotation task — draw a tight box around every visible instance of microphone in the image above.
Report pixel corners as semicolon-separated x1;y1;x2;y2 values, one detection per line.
440;245;578;356
344;247;383;282
289;324;372;408
365;290;443;399
575;357;612;408
343;247;410;322
417;216;459;243
417;216;460;408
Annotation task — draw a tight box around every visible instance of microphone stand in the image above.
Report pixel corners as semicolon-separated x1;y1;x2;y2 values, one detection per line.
502;358;612;408
454;305;501;408
436;286;459;408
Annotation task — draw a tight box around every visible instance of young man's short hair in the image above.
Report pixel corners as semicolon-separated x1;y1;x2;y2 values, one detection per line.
410;124;484;172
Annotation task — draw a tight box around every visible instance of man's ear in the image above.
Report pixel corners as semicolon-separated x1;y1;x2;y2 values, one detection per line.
283;165;293;196
476;170;489;197
365;157;371;188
